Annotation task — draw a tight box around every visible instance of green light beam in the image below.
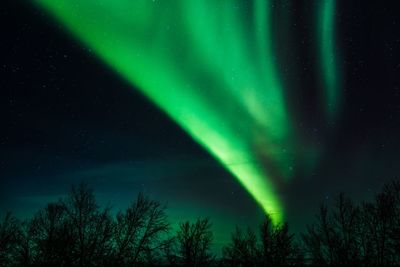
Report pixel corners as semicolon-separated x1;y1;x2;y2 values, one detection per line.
318;0;341;119
33;0;340;224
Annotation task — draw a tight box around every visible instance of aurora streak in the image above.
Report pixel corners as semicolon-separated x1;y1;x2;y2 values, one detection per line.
318;0;340;119
34;0;339;223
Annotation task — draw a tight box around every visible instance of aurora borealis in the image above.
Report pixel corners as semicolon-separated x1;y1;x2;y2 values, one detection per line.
318;0;340;119
31;0;340;222
2;0;400;248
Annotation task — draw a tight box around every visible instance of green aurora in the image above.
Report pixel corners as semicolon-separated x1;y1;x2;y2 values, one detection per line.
318;0;340;119
34;0;339;223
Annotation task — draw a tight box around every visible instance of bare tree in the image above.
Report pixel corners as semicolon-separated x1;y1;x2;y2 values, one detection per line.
163;236;179;266
359;182;399;265
382;180;400;265
302;223;325;265
63;183;114;267
113;193;170;266
223;214;296;267
222;227;258;267
29;202;74;266
302;196;361;265
332;193;361;265
302;194;360;265
260;215;295;266
302;204;337;265
0;212;20;266
272;222;295;266
260;214;273;265
303;185;400;266
176;217;214;267
359;202;379;266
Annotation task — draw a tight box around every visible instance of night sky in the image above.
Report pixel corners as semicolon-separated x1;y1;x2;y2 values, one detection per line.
1;0;400;249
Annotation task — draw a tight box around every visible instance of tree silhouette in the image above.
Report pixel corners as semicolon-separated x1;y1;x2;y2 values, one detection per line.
259;214;274;265
63;183;114;267
29;202;73;266
302;185;400;266
222;227;258;267
176;218;214;267
223;214;295;267
113;193;170;267
332;193;360;265
16;220;35;267
1;181;400;267
270;222;295;266
358;181;400;265
259;215;295;266
303;202;342;265
0;212;20;266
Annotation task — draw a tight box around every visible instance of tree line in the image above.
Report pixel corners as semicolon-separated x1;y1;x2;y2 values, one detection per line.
0;181;399;266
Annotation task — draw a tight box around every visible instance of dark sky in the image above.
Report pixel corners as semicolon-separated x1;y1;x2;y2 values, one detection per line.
1;0;400;247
